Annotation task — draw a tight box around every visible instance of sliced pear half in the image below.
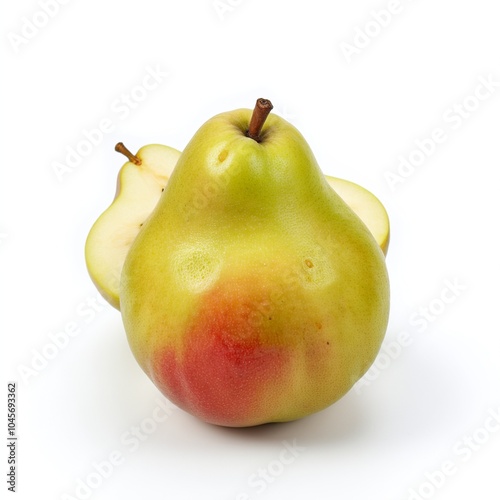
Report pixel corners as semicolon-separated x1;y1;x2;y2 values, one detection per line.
85;143;181;309
326;175;390;256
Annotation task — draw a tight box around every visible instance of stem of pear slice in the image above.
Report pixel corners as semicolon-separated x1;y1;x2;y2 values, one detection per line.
246;98;273;142
115;142;142;165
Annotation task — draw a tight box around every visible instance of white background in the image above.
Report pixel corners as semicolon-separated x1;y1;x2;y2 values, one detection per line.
2;1;500;499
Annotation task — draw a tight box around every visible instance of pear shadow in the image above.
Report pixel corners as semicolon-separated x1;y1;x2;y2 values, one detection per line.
197;390;370;448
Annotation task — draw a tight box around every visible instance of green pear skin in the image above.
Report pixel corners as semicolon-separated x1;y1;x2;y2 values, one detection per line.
120;107;390;427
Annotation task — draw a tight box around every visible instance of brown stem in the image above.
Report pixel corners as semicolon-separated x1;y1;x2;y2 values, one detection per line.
246;98;273;142
115;142;141;165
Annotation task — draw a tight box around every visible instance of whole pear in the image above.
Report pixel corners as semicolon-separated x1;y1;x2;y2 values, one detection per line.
120;99;390;427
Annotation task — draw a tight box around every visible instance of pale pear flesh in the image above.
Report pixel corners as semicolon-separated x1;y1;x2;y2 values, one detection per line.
326;176;390;256
85;144;181;309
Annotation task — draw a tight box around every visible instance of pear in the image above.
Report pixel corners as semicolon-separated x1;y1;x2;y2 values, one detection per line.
119;99;390;427
85;143;181;309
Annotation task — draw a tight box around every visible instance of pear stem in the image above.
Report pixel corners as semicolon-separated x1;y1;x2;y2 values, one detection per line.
247;98;273;142
115;142;142;165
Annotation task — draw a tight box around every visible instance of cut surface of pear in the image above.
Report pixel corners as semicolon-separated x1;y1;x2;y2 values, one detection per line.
85;144;181;309
326;176;390;255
